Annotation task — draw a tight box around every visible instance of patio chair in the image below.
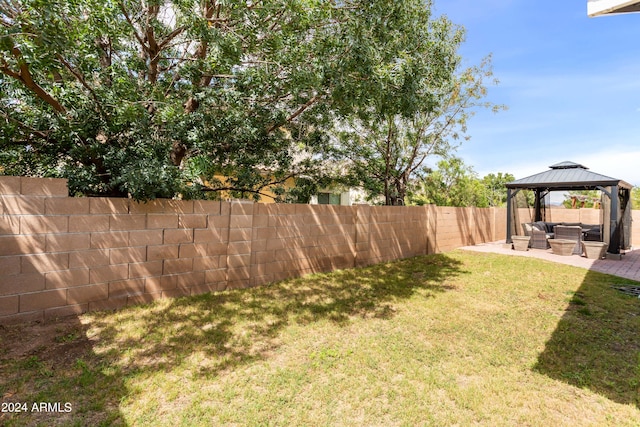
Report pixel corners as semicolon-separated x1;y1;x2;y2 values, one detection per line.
583;224;602;242
522;222;552;249
553;225;583;255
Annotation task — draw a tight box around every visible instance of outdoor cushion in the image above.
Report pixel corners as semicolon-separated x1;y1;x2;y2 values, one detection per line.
545;222;560;233
533;221;547;231
583;224;602;241
521;223;534;236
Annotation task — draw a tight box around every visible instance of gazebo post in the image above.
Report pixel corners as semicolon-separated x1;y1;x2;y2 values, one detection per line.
506;188;513;243
534;189;542;222
609;185;620;254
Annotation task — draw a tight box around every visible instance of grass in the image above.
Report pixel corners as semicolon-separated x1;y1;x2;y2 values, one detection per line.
1;250;640;426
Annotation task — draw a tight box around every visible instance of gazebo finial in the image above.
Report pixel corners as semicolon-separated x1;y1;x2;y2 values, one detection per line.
549;161;588;170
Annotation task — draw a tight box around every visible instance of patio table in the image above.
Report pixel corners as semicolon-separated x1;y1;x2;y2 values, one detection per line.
548;239;578;256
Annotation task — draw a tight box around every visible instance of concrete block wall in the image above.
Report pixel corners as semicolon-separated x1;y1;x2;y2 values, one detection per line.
249;203;357;286
432;207;492;253
0;176;525;324
515;207;603;226
493;208;508;241
363;206;432;265
0;177;232;324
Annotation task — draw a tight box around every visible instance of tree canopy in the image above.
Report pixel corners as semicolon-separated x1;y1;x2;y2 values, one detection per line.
1;0;497;202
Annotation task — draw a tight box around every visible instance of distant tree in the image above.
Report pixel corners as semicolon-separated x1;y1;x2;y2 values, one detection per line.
562;190;601;209
329;1;503;206
407;158;516;208
407;157;483;207
632;187;640;210
481;172;515;207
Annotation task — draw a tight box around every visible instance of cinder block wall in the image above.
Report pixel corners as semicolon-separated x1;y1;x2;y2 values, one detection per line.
0;176;235;324
249;203;357;286
0;176;535;324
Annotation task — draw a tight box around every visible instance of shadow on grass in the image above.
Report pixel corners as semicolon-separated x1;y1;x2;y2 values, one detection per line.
91;253;464;378
0;253;463;425
534;269;640;407
0;315;127;426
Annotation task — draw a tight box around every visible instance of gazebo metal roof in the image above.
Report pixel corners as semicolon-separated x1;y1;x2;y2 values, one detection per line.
506;161;632;191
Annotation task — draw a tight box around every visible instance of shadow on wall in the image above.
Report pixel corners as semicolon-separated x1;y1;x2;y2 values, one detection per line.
456;208;475;246
533;269;640;407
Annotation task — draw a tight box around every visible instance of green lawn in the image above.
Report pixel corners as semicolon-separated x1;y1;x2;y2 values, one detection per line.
1;251;640;426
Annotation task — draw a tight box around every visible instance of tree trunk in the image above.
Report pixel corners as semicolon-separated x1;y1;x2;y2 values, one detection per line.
395;178;407;206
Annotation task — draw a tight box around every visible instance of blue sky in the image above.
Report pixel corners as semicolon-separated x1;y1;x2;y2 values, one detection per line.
433;0;640;186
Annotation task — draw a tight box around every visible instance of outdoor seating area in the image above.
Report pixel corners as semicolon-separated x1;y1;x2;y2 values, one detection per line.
521;221;602;253
514;220;623;260
463;240;640;281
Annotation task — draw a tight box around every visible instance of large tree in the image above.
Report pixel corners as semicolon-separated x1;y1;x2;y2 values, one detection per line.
1;0;439;200
1;0;497;202
481;172;516;207
331;17;502;205
1;0;346;200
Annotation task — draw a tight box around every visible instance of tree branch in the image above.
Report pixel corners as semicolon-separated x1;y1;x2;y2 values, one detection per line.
200;185;278;201
267;95;319;133
56;54;106;117
158;25;188;50
0;47;66;113
191;0;221;88
144;3;161;84
0;0;20;21
0;107;52;140
118;2;146;50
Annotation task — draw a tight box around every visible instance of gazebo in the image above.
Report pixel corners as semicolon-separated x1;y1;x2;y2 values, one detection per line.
505;161;633;255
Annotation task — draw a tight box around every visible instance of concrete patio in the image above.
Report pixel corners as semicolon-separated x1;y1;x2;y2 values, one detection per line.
460;241;640;283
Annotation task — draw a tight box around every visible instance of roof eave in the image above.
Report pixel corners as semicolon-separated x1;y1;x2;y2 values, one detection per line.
588;0;640;16
506;179;632;190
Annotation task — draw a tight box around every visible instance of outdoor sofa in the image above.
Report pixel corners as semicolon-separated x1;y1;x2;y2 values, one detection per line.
521;221;602;250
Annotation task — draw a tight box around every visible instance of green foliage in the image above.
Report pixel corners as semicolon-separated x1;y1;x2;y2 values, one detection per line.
2;0;431;200
633;187;640;210
331;13;504;206
1;0;502;202
408;157;485;207
562;190;601;209
407;157;514;208
480;172;516;207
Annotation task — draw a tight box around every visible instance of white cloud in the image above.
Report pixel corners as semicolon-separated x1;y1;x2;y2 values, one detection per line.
574;150;640;186
498;149;640;187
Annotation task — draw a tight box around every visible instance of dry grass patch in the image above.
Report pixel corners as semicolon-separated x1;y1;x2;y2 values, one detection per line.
1;251;639;426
